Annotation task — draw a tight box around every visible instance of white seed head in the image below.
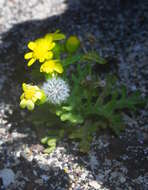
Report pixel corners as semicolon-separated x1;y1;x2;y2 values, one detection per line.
42;77;70;105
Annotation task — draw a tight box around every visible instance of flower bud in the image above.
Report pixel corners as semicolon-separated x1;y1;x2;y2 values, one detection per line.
66;36;80;53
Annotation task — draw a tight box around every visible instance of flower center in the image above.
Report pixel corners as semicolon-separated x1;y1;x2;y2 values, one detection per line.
33;39;50;59
24;89;36;99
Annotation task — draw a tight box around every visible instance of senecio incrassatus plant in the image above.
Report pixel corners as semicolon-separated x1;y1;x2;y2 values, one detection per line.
20;30;145;153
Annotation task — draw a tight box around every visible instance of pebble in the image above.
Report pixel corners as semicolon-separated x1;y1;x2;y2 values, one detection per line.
34;178;43;185
120;176;126;183
0;168;15;187
96;174;105;181
0;128;6;134
41;174;49;182
89;180;101;189
0;140;4;145
111;172;118;179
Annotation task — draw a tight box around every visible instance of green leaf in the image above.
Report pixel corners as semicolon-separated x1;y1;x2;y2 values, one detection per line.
83;51;107;64
62;54;83;67
41;136;49;144
109;114;124;136
116;91;144;111
29;103;61;127
47;138;57;146
62;106;73;111
52;43;61;59
45;30;66;41
60;112;84;124
44;147;56;154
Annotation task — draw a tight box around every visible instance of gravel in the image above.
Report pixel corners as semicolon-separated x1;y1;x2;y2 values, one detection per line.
0;0;148;190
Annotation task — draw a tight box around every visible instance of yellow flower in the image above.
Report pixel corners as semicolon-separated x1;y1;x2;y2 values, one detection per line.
20;83;45;110
24;36;55;66
40;60;63;75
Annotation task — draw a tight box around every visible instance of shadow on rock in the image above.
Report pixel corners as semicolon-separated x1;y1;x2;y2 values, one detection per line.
0;0;148;190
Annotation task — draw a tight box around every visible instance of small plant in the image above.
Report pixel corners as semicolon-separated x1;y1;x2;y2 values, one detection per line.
20;30;145;153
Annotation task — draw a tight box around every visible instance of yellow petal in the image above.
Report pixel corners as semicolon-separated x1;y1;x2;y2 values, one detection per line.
44;34;53;42
42;67;53;74
32;96;38;103
35;91;43;100
40;62;50;73
28;58;36;66
22;83;27;91
20;99;27;109
24;52;33;59
34;86;40;91
54;63;63;73
28;42;36;50
45;51;53;59
47;66;54;74
40;66;43;72
48;42;55;50
26;100;35;110
39;91;46;104
20;93;24;100
39;58;45;63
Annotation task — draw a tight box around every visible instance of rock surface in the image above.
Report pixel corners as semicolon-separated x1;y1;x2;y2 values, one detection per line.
0;0;148;190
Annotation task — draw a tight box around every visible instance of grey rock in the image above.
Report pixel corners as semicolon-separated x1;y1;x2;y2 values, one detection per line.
41;174;49;182
120;176;126;183
0;140;4;145
111;172;118;179
89;180;101;189
0;168;15;187
35;178;43;185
